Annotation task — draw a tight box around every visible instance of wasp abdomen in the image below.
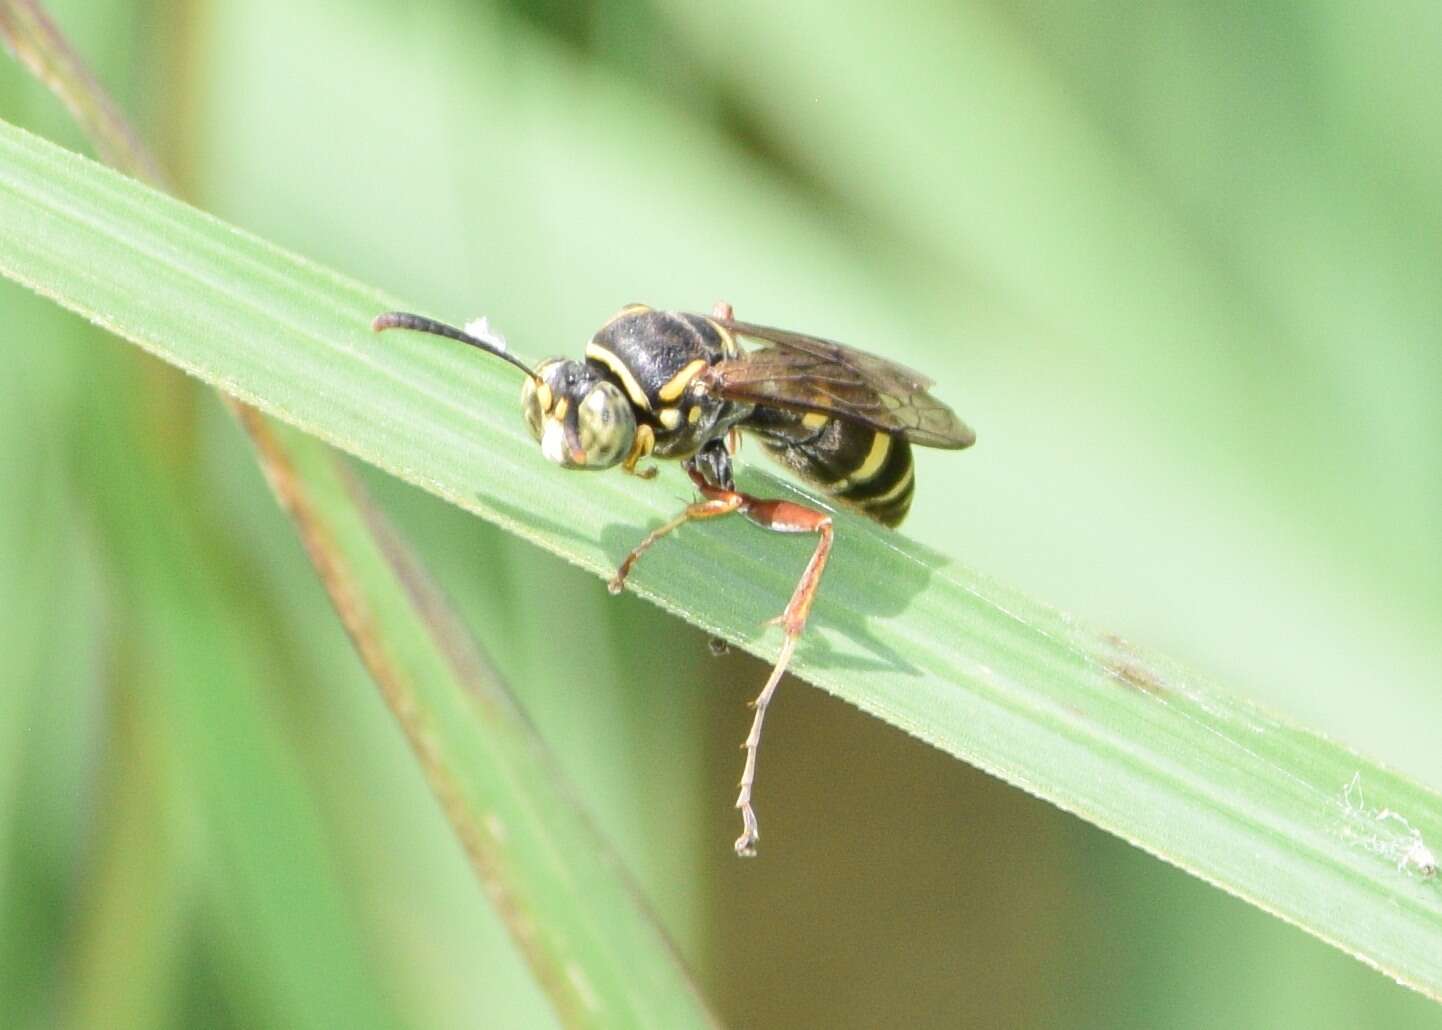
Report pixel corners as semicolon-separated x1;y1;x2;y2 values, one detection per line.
746;408;915;527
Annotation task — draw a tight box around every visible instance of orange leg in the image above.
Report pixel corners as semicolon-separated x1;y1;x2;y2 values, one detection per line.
609;466;834;856
731;498;833;856
607;490;742;594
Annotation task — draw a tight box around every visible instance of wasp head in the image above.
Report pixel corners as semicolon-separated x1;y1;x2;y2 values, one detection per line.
371;312;639;472
521;358;636;470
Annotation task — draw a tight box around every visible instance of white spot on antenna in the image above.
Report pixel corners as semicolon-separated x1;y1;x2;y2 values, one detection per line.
465;316;509;353
1339;773;1437;880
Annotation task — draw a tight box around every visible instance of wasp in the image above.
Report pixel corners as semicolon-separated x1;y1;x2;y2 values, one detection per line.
373;303;974;855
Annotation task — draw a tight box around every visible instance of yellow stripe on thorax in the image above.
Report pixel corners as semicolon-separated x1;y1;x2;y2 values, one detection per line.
585;342;651;411
708;318;740;358
600;302;652;329
657;359;706;402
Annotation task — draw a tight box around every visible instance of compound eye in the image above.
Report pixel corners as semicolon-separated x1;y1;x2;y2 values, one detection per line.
576;381;635;468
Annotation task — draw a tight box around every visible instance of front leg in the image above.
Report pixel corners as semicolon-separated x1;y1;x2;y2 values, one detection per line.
620;424;658;479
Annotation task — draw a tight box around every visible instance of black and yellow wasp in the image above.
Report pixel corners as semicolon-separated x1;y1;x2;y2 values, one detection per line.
373;302;974;855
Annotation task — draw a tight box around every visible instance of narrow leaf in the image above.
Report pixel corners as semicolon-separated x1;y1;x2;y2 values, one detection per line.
243;411;716;1027
0;11;713;1021
0;118;1439;999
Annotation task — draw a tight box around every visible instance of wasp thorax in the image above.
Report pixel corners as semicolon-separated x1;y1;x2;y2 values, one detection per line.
520;358;635;470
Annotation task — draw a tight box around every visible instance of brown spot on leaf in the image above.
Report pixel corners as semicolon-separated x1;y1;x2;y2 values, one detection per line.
1102;633;1167;696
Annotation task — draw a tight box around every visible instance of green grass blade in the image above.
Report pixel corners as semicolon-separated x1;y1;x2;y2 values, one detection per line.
0;7;714;1017
242;411;716;1028
78;356;405;1030
0;117;1439;998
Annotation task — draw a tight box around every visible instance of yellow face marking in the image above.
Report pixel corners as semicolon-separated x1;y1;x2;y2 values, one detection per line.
657;407;682;430
585;342;651;410
535;381;553;413
539;415;568;465
871;463;914;506
801;411;829;431
552;397;569;421
657;359;707;402
853;432;893;484
687;405;702;425
708;318;740;358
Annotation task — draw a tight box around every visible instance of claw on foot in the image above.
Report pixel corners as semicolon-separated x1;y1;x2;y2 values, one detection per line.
735;823;759;858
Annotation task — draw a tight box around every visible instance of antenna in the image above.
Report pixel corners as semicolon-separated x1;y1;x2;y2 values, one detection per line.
372;311;534;377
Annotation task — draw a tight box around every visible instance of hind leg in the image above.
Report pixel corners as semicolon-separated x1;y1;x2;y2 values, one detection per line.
608;461;834;856
730;497;832;856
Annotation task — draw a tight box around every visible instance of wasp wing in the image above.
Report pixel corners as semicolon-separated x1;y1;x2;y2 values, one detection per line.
702;317;975;449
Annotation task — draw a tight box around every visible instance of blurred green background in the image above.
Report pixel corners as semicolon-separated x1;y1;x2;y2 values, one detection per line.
3;1;1441;1027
